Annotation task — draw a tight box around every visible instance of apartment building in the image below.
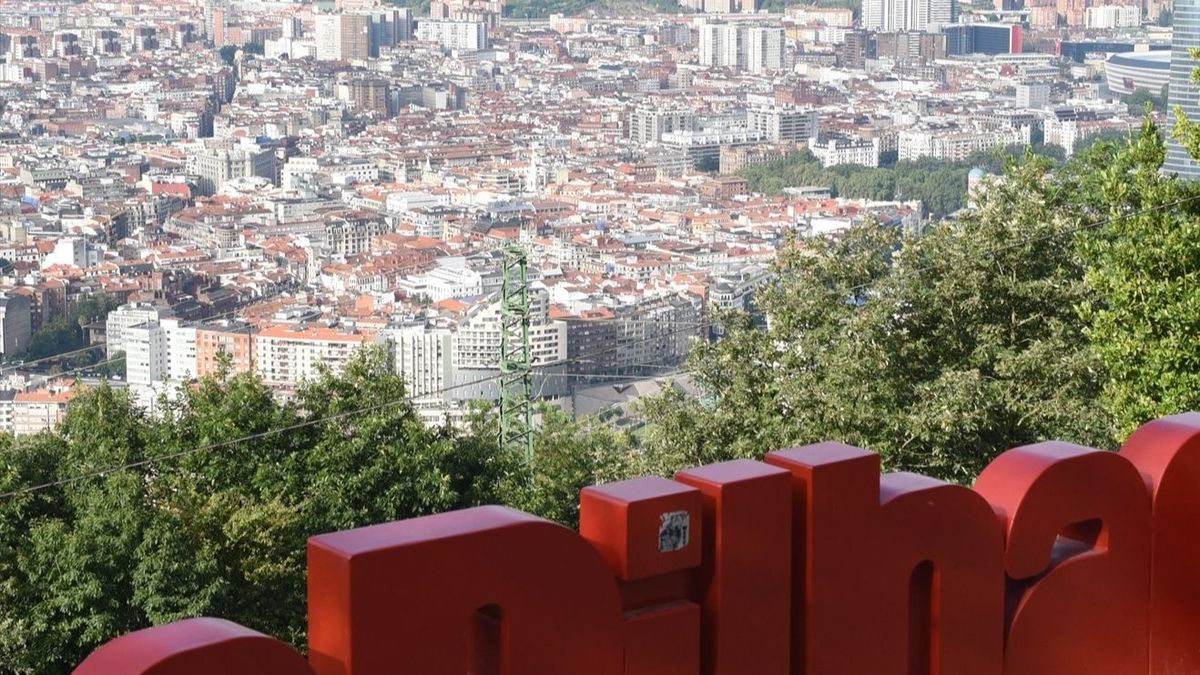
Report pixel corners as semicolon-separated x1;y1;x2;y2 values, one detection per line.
255;322;377;388
415;20;489;51
809;136;881;167
628;103;698;144
191;145;277;196
315;12;371;61
746;106;818;143
745;26;786;74
897;126;1028;161
0;294;31;356
195;321;255;377
384;322;455;399
124;321;168;386
12;385;75;436
324;212;391;257
105;302;168;358
396;263;484;301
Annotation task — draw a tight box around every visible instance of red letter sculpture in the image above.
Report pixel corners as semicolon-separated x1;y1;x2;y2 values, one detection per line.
1120;413;1200;675
676;460;793;675
766;443;1004;675
307;505;623;675
69;415;1200;675
73;618;314;675
974;442;1150;675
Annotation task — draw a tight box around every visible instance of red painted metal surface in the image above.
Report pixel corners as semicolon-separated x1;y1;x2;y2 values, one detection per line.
306;505;623;675
1119;413;1200;675
580;476;703;582
974;442;1150;675
676;460;792;675
71;416;1200;675
766;444;1004;675
72;618;313;675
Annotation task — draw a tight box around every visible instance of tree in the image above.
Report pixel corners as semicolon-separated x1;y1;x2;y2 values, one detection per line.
738;146;1063;219
1123;87;1168;115
0;346;650;671
24;320;81;361
495;405;645;528
1075;117;1200;438
22;295;121;364
647;151;1111;480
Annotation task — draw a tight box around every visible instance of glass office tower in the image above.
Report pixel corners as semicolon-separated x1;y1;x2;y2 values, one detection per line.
1165;0;1200;178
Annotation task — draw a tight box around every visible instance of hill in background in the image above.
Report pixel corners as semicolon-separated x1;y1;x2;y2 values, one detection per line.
388;0;859;19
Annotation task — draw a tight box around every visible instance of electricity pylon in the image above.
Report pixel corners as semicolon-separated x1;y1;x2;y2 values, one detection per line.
498;244;533;462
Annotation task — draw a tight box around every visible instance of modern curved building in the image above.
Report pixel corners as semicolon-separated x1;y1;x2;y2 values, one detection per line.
1165;0;1200;179
1105;50;1171;97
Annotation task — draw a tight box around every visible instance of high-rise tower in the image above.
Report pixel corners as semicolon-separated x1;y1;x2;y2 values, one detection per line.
863;0;956;32
1165;0;1200;178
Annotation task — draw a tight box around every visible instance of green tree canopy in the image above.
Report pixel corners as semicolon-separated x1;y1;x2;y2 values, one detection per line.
0;346;646;672
647;151;1110;480
1075;118;1200;437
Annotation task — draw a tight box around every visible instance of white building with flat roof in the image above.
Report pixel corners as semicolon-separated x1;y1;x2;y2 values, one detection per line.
415;20;488;51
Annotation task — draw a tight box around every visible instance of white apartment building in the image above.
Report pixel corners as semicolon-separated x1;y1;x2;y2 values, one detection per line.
1015;81;1051;108
864;0;955;32
384;190;445;213
255;323;377;387
384;323;454;399
415;20;489;51
747;106;818;143
898;126;1028;162
106;303;169;358
191;144;276;197
163;318;197;383
396;263;484;301
746;26;786;74
1045;118;1136;156
809;136;880;167
699;22;740;68
629;103;698;144
1085;5;1140;29
452;290;566;371
700;21;785;72
660;128;766;168
283;157;378;190
124;321;167;386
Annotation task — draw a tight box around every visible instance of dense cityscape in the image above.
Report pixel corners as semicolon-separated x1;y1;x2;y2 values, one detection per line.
0;0;1179;433
4;0;1200;671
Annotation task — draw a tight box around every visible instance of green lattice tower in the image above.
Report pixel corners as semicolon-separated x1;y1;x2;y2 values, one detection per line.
499;244;534;462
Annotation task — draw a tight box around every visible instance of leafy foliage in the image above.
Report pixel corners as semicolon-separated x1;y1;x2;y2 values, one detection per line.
1075;118;1200;437
648;150;1111;479
24;295;121;364
0;347;651;673
738;146;1063;218
1122;85;1169;115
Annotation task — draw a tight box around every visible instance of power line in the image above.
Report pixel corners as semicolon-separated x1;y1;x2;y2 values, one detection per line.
0;344;106;374
0;370;505;500
7;184;1175;499
839;193;1200;296
0;319;713;500
1;292;282;377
